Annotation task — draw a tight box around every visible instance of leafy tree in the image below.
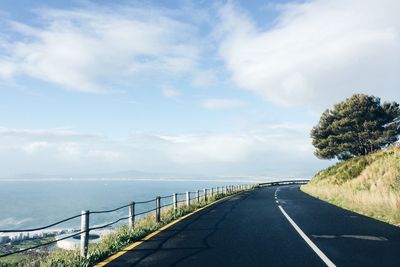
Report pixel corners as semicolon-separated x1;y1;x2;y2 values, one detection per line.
311;94;400;160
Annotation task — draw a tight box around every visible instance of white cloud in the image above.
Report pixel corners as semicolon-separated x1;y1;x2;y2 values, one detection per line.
192;70;216;87
23;142;50;154
161;85;180;98
159;134;254;163
218;0;400;110
202;98;245;109
87;150;121;162
0;60;16;79
56;142;82;161
0;6;199;92
21;140;121;163
0;125;328;178
0;127;101;140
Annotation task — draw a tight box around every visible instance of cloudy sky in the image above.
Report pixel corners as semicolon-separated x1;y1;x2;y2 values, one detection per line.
0;0;399;178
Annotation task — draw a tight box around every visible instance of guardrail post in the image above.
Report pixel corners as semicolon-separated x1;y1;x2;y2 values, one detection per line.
186;192;190;207
80;210;89;258
173;193;178;210
128;202;135;229
197;190;200;203
204;188;207;201
156;196;161;222
211;187;214;196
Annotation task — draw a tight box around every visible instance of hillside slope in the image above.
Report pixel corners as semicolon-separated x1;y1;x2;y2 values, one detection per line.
301;145;400;226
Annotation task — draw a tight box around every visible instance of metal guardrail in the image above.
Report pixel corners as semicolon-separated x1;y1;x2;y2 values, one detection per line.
257;179;310;187
0;183;252;259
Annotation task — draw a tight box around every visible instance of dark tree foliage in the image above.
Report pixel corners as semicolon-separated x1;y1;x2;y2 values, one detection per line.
311;94;400;160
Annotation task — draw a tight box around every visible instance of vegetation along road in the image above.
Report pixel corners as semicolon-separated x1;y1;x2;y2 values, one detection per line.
97;185;400;266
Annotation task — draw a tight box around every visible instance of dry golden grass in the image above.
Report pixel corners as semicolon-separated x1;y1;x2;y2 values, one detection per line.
302;145;400;226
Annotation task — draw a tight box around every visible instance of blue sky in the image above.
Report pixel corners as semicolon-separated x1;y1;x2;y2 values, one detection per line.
0;0;399;178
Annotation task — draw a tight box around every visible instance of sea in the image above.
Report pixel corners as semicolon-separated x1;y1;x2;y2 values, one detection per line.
0;179;256;234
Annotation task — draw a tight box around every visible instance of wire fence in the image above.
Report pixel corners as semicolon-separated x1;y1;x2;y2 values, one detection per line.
0;183;255;259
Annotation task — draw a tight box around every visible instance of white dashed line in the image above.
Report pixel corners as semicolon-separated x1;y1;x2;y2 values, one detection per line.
278;205;336;267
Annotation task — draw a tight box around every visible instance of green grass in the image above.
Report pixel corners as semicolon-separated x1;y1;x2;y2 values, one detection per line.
302;145;400;226
0;189;249;267
0;236;55;267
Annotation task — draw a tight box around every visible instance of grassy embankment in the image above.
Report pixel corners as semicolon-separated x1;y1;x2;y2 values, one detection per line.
301;145;400;226
0;188;248;267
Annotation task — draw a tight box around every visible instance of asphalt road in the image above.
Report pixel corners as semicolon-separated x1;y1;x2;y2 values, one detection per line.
104;185;400;267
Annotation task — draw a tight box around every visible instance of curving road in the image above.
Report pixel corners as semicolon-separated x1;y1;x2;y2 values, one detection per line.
102;185;400;267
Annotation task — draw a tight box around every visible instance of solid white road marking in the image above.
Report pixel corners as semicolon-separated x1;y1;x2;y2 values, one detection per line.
278;205;336;267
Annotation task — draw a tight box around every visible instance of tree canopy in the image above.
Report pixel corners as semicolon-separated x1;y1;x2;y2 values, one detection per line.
311;94;400;160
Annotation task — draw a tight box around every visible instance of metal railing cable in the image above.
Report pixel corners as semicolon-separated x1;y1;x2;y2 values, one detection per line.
135;198;156;204
90;203;131;214
89;216;131;231
134;208;158;217
160;195;173;199
257;179;310;187
0;213;82;233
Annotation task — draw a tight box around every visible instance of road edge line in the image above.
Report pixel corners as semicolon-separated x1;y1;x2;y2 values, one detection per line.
278;205;336;267
94;193;243;266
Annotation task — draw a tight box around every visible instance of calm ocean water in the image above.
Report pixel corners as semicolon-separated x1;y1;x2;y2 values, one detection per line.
0;180;246;231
